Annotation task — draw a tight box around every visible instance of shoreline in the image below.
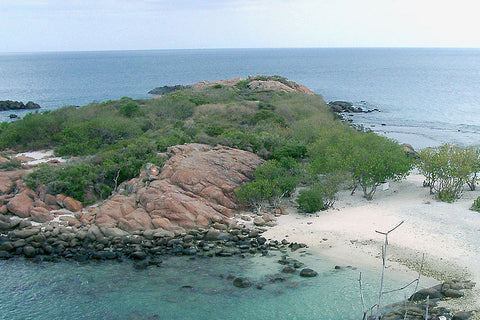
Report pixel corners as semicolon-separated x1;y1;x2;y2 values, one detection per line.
262;173;480;309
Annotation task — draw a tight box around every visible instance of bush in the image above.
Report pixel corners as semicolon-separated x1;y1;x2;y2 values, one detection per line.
436;189;457;203
470;196;480;212
235;179;272;213
119;102;140;118
272;144;307;160
0;158;23;171
249;110;288;127
25;137;164;203
296;187;325;213
25;164;96;201
258;102;276;111
236;159;302;211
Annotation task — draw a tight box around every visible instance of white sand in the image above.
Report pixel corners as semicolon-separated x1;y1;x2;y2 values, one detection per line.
15;150;66;165
262;174;480;308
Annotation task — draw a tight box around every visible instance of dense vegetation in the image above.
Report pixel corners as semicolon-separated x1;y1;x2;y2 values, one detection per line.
0;76;413;210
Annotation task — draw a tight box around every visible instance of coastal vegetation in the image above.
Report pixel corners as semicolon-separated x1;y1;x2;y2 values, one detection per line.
0;76;412;209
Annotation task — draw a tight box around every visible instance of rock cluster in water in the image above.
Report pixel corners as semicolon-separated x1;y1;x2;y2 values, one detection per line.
148;85;189;95
0;222;295;268
0;100;40;111
379;279;477;320
328;100;379;114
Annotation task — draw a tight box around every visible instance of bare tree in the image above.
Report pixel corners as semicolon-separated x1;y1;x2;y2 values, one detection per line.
359;221;426;320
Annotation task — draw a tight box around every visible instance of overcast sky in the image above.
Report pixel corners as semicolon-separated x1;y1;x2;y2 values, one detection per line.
1;0;479;52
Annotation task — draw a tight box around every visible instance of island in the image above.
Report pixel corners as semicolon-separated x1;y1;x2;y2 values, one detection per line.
0;75;477;319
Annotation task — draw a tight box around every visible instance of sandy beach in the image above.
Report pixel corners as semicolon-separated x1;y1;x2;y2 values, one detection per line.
263;173;480;309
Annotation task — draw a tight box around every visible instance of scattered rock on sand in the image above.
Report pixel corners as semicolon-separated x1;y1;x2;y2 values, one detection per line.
299;268;318;277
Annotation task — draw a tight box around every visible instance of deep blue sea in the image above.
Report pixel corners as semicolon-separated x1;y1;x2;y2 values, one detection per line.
1;48;480;148
0;48;476;319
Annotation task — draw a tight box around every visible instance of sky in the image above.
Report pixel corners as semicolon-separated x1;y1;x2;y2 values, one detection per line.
1;0;480;52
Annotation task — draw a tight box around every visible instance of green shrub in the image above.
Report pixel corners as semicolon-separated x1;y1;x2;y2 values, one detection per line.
417;144;479;201
258;102;276;111
436;189;456;203
236;179;272;213
235;79;252;90
0;158;23;171
249;110;288;127
296;187;325;213
189;97;210;106
25;163;96;201
119;102;140;118
25;137;164;202
272;144;307;160
470;196;480;212
204;124;224;137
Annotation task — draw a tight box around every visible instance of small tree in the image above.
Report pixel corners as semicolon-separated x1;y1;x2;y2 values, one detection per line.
309;129;412;200
465;146;480;191
347;133;412;200
417;144;479;202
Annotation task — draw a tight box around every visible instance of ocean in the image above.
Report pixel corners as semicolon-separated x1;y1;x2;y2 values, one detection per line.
0;48;477;318
1;48;480;148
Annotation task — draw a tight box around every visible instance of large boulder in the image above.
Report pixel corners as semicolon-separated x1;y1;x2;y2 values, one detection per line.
94;195;136;228
0;176;14;195
62;197;83;212
30;207;53;223
6;191;34;218
118;208;153;232
93;144;263;233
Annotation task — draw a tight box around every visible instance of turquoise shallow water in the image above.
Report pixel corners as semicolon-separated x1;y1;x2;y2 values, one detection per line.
0;250;416;320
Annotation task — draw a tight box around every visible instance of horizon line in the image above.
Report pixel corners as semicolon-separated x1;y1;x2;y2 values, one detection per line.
2;46;480;55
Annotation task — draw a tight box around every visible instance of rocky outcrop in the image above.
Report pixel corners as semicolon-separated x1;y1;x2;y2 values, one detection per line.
95;143;263;233
328;100;379;113
0;144;263;235
246;79;314;95
150;75;315;96
402;143;418;157
0;100;40;111
148;85;189;95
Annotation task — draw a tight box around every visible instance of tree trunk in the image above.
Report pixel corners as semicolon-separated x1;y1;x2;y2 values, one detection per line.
362;184;377;201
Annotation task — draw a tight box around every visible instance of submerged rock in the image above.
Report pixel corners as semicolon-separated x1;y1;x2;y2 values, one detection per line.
233;277;251;288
